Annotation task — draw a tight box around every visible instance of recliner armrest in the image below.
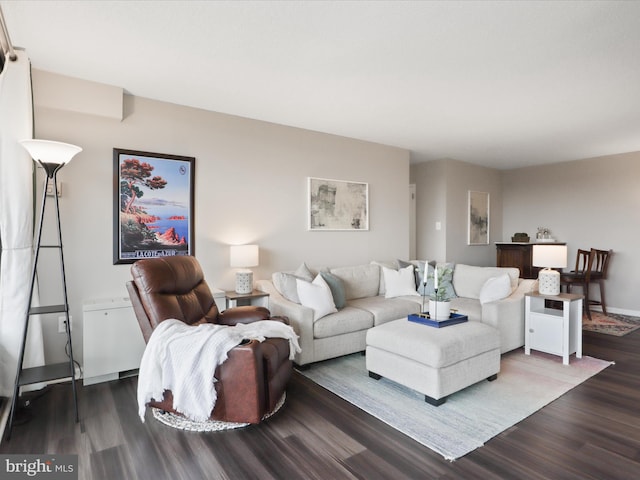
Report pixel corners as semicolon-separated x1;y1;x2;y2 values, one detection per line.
218;306;271;326
216;340;265;423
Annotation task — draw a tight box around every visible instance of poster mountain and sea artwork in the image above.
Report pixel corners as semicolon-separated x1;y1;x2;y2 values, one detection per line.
117;149;194;263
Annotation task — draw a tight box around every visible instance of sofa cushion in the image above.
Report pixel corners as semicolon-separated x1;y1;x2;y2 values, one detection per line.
330;264;380;300
348;296;421;326
479;273;512;305
319;271;347;309
453;264;519;300
296;275;337;321
382;265;419;298
272;263;314;303
313;306;374;339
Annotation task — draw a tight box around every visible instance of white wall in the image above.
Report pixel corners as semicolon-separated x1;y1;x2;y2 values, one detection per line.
32;71;411;364
413;155;638;314
502;153;640;314
411;160;447;261
411;159;502;266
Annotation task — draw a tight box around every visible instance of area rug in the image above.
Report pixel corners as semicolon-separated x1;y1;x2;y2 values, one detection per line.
301;351;612;460
151;393;285;432
583;311;640;336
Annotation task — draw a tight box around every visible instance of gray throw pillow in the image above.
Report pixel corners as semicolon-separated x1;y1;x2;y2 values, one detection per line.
320;271;347;309
272;263;314;303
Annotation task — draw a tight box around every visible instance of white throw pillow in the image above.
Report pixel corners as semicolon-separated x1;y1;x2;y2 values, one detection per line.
382;265;420;298
479;274;512;305
296;274;338;321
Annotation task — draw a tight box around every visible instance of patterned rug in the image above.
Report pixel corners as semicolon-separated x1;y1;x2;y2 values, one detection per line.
301;351;612;460
583;311;640;336
151;393;286;431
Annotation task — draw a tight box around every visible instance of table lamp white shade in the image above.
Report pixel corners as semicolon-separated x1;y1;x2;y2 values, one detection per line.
230;244;259;294
20;139;82;165
532;244;567;295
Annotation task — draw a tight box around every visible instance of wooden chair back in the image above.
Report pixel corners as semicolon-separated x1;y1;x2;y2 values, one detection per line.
591;249;612;279
573;249;595;281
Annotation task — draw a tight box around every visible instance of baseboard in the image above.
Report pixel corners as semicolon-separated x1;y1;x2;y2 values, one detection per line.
592;306;640;317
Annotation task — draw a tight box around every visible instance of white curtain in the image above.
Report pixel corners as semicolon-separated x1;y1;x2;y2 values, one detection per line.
0;49;44;397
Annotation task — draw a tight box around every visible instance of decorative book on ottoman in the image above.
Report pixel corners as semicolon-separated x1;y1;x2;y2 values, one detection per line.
408;312;469;328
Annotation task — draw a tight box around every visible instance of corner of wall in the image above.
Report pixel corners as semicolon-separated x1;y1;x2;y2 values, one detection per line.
32;69;124;121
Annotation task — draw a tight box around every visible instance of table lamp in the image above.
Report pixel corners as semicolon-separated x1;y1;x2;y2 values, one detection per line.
230;244;259;294
532;244;567;295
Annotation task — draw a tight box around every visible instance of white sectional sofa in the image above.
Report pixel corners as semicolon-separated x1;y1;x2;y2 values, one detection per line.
256;261;536;368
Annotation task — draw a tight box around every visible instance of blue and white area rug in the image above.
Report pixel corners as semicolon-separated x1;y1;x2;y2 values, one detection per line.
301;350;612;460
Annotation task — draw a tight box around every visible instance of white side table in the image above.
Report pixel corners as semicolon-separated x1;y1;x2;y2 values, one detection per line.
224;290;270;310
525;292;583;365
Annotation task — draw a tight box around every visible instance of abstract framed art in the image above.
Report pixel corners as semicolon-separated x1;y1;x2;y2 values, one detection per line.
468;190;490;245
113;148;195;264
308;177;369;231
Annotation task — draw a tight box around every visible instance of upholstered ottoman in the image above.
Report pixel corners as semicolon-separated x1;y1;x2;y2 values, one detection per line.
365;319;501;405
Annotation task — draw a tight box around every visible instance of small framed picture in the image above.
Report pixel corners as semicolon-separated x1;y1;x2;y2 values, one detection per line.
308;177;369;231
468;190;489;245
113;148;195;264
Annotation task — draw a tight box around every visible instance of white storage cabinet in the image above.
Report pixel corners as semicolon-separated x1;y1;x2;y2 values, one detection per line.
525;292;583;365
82;297;146;385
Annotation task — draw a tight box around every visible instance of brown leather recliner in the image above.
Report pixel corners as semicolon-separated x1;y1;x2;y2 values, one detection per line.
126;255;292;424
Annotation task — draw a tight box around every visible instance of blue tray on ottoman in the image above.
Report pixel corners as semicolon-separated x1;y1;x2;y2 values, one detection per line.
408;312;469;328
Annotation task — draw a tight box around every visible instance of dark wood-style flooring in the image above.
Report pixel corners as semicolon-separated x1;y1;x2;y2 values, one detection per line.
2;329;639;479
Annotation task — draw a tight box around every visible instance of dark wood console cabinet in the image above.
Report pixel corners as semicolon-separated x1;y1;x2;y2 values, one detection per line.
496;242;566;279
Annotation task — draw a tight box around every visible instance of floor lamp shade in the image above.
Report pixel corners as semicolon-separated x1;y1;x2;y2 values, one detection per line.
20;139;82;176
532;244;567;295
230;245;259;294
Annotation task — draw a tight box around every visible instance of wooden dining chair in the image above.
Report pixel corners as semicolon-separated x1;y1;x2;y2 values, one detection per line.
560;248;595;320
587;249;613;315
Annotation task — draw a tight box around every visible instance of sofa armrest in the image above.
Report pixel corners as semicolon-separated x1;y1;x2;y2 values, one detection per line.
481;279;536;353
256;279;314;366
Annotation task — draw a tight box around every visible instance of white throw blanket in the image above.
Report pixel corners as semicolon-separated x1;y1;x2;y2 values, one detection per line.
137;319;301;422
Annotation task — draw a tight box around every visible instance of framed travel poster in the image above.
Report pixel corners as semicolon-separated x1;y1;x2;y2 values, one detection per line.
113;148;195;264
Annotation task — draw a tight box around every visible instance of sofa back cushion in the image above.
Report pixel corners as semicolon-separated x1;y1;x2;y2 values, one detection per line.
329;264;380;300
453;264;520;300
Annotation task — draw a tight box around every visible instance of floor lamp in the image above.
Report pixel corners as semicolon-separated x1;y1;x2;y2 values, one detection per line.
6;139;82;440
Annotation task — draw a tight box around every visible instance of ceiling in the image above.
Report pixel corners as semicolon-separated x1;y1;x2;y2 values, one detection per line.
3;1;640;169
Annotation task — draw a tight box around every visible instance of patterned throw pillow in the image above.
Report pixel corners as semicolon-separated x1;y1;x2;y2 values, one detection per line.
424;262;457;301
